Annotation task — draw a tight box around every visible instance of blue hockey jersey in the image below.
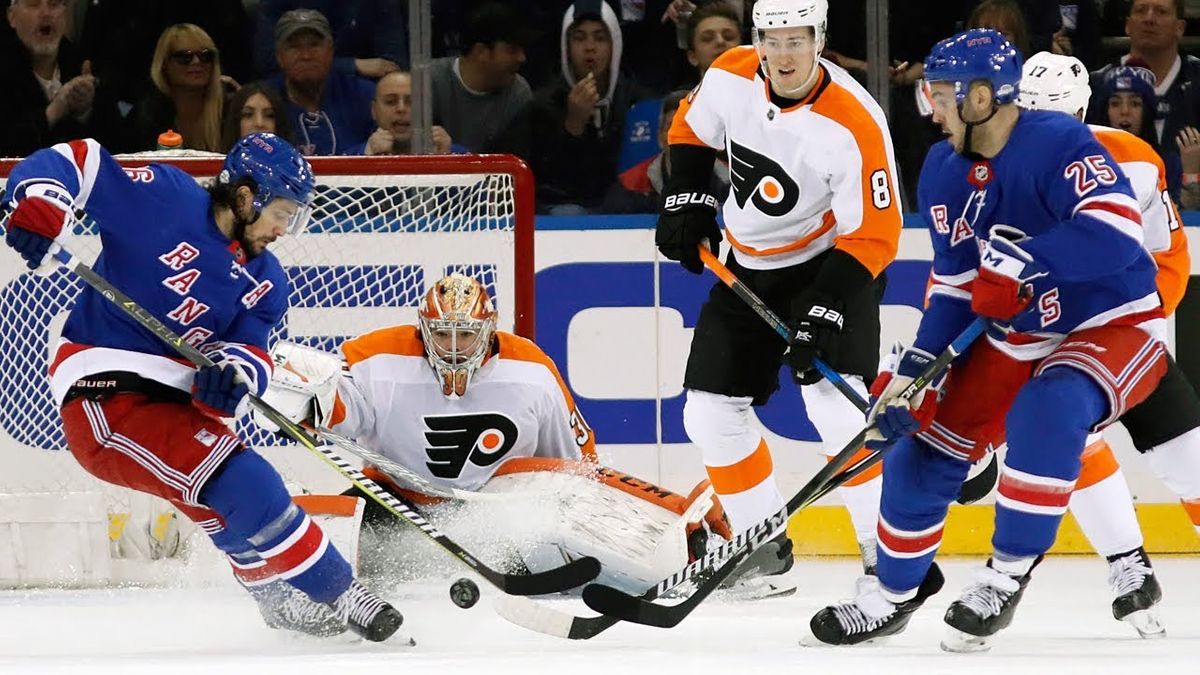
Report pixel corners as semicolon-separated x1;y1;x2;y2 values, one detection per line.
5;139;288;404
915;111;1163;361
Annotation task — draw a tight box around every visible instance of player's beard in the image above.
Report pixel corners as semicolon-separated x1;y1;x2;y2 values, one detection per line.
232;210;262;259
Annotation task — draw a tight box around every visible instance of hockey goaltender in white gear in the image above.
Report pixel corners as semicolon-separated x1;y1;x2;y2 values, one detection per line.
259;274;733;593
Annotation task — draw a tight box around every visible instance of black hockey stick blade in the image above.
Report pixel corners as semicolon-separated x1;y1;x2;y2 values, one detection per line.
490;556;602;596
957;452;999;504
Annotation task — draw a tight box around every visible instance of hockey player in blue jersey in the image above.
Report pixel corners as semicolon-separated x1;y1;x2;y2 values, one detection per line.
807;30;1168;652
2;134;405;643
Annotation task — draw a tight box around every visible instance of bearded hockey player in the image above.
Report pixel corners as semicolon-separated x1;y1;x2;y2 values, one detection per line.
808;30;1167;652
2;133;404;643
261;274;733;594
655;0;902;584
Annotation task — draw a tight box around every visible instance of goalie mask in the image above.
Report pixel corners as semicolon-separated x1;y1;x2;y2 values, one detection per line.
418;274;497;399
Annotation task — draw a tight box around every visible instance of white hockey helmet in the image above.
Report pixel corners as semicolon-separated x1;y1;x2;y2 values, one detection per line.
1017;51;1091;119
417;274;498;399
751;0;828;49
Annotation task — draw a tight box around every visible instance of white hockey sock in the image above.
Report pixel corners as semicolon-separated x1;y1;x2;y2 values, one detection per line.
1145;428;1200;536
838;475;882;544
1070;469;1144;557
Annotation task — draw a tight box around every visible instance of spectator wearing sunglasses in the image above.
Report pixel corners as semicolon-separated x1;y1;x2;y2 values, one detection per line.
266;8;375;155
129;23;233;152
0;0;111;157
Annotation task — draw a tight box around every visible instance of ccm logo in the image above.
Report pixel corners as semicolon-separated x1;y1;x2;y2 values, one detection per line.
663;192;719;211
807;305;844;328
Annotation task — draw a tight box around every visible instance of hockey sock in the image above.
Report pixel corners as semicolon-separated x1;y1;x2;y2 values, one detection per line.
200;450;353;604
995;367;1106;559
1144;427;1200;537
876;435;970;601
684;390;784;532
1069;440;1144;557
834;456;882;544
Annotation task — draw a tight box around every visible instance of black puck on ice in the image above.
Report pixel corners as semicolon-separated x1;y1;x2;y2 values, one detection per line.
450;577;480;609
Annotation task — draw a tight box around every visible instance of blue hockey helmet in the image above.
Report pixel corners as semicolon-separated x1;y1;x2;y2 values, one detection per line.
924;29;1023;106
219;132;315;234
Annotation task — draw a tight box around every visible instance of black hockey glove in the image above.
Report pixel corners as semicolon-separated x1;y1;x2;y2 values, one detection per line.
784;291;845;385
656;191;721;273
657;143;722;274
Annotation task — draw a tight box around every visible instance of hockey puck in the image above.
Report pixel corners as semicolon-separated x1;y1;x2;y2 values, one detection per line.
450;577;480;609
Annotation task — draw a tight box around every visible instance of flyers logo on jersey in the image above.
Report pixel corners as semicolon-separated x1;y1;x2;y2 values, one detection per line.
729;140;799;217
423;412;519;479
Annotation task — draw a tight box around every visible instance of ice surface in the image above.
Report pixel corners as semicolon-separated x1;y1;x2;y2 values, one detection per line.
1;557;1198;675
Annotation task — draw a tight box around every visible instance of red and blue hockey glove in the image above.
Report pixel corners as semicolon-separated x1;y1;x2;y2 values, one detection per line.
972;226;1046;321
784;292;844;384
192;362;250;418
5;196;67;270
864;345;947;449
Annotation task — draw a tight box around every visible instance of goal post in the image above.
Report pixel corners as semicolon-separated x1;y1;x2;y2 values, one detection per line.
0;151;536;586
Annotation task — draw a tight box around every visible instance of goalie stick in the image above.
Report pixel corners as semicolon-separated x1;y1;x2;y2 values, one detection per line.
45;244;601;596
579;317;987;628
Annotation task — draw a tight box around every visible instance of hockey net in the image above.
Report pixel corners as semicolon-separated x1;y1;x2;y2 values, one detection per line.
0;152;534;586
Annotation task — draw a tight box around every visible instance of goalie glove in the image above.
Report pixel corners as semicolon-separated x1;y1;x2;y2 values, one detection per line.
256;342;343;432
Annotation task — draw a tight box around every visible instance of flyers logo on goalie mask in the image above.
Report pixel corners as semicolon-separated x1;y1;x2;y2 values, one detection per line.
423;412;519;479
729;139;800;217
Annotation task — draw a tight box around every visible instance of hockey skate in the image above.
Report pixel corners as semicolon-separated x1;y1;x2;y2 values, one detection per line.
247;580;349;638
1107;547;1165;638
941;556;1041;653
714;532;797;601
805;562;945;646
331;580;410;643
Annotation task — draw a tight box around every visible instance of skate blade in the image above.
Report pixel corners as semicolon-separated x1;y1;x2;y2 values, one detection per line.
716;578;798;602
799;633;892;648
1121;609;1166;639
940;627;993;653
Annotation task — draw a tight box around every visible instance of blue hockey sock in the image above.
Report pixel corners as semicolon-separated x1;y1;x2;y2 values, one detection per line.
200;450;353;604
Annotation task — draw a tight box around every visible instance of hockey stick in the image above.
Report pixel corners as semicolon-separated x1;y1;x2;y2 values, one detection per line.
47;245;600;596
579;317;986;628
697;245;868;412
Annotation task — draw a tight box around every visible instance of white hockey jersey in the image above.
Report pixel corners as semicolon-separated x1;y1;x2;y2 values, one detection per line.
1089;124;1189;315
670;46;903;276
328;326;596;491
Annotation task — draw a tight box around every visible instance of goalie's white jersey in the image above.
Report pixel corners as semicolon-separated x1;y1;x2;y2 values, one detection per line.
670;46;902;276
328;326;596;491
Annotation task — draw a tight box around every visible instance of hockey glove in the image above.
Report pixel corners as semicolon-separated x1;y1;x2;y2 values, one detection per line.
193;362;250;419
5;196;68;270
656;190;721;274
972;226;1046;321
864;344;947;449
784;292;844;384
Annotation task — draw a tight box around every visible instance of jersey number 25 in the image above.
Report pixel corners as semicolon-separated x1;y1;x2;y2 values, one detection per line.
1063;155;1117;197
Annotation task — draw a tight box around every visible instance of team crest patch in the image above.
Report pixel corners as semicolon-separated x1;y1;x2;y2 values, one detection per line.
194;429;218;447
728;139;800;217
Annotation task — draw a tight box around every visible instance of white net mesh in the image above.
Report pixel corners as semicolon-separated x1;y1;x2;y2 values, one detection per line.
0;154;533;584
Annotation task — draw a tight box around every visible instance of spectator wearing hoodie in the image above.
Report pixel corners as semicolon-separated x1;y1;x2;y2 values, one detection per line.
532;0;653;214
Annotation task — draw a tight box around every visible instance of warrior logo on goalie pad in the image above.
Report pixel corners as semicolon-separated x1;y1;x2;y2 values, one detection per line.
424;412;519;479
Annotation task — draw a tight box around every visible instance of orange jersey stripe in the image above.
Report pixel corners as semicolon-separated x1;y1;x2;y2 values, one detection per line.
809;81;902;277
667;46;761;149
496;332;598;459
706;438;774;494
726;210;836;257
1182;499;1200;527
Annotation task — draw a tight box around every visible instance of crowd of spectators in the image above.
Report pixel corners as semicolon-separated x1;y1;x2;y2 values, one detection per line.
2;0;1199;214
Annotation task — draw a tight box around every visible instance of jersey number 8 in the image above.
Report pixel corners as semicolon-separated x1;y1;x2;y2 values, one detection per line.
870;169;892;209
